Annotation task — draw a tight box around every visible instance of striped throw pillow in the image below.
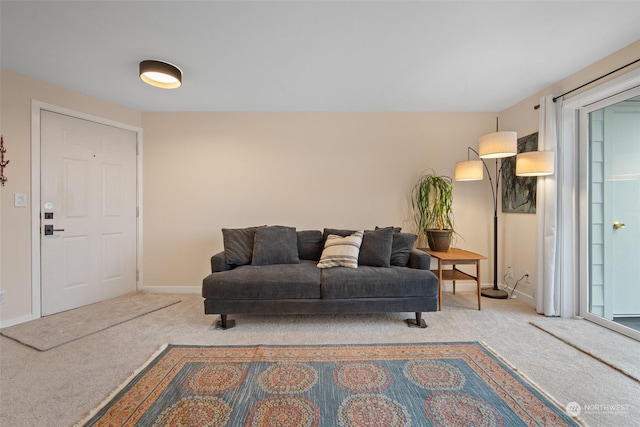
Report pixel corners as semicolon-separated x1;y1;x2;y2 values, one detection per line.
317;230;364;269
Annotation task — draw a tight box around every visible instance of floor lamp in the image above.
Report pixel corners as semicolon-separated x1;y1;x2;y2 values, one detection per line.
455;127;555;299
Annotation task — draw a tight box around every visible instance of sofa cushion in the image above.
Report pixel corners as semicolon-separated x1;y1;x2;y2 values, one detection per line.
358;227;394;267
252;225;300;266
297;230;323;261
320;266;437;299
222;226;263;265
202;260;321;300
317;231;364;269
390;232;418;267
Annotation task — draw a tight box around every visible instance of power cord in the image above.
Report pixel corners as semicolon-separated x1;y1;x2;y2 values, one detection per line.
502;273;530;299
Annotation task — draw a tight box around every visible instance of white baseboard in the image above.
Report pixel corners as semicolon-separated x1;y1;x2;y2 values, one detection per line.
440;282;477;293
442;282;536;308
501;284;535;307
0;313;38;328
141;286;201;294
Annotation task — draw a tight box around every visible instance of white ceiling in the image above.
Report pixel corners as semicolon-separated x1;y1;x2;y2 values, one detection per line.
2;1;639;112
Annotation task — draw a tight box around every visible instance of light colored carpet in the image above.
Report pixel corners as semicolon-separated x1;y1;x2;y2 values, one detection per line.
0;292;181;351
1;291;639;427
530;318;640;383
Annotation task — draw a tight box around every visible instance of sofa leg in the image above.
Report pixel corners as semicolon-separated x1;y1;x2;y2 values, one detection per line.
406;312;427;328
215;314;236;330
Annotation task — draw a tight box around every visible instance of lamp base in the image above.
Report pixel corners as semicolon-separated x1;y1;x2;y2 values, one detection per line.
481;288;509;299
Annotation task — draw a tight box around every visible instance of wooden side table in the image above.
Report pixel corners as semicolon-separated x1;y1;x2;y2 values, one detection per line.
420;248;486;310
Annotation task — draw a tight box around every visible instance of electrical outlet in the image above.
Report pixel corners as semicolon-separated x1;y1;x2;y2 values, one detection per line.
525;271;531;283
506;266;513;279
0;291;6;305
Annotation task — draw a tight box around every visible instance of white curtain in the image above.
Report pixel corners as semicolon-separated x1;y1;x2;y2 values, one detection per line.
536;95;562;316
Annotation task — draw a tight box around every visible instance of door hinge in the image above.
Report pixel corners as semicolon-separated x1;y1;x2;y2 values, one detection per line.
136;270;140;282
136;142;139;155
136;206;139;218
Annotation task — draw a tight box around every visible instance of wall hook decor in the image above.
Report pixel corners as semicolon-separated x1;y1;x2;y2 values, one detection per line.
0;135;9;186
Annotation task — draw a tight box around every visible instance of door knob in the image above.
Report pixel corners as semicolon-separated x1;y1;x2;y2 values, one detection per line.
44;225;65;235
613;222;626;230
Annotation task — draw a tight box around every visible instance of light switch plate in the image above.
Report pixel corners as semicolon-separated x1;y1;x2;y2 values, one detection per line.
14;192;27;207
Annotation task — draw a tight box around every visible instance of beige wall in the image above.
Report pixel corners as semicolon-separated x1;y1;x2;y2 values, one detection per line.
0;69;142;325
141;112;498;289
2;38;638;324
1;70;498;324
499;39;640;301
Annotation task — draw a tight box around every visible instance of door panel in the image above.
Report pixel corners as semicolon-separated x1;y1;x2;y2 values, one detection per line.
102;233;124;280
41;111;137;315
65;158;89;218
605;102;640;316
587;94;640;331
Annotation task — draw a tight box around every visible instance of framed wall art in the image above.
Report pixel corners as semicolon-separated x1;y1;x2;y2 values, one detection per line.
501;132;538;213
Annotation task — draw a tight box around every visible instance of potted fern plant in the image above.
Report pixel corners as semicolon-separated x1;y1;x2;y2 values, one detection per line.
411;170;455;252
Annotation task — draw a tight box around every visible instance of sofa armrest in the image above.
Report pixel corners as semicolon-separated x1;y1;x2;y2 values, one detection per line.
211;251;235;273
407;249;431;270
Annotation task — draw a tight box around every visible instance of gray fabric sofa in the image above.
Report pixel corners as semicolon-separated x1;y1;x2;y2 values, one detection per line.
202;226;439;329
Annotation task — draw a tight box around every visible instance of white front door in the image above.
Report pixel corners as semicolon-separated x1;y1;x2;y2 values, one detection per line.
40;111;138;315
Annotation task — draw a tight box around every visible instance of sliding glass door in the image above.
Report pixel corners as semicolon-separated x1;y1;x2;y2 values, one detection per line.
581;87;640;340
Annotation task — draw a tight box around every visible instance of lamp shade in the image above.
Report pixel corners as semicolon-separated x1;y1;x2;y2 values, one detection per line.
478;131;517;159
139;60;182;89
516;151;555;176
455;160;484;181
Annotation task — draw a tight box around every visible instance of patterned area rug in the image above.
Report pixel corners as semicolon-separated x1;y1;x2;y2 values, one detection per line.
79;342;583;426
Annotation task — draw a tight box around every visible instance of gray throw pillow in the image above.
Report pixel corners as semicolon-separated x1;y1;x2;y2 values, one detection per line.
390;232;418;266
222;226;263;265
297;230;324;261
322;228;355;242
252;225;300;266
358;227;394;267
376;226;402;233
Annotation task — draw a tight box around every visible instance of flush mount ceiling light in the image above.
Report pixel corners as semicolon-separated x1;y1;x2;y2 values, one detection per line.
139;60;182;89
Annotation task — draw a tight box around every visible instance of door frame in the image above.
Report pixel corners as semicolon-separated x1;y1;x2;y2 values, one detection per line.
563;68;640;340
577;88;640;341
30;101;143;319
